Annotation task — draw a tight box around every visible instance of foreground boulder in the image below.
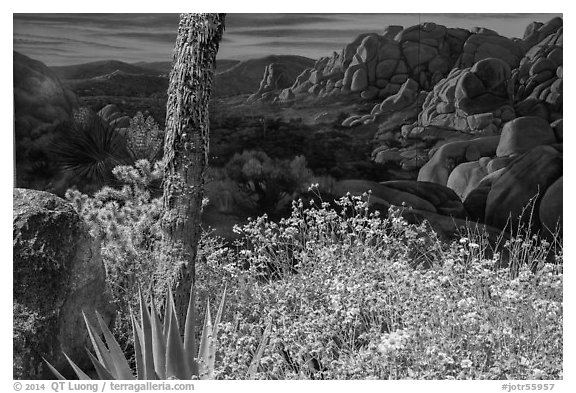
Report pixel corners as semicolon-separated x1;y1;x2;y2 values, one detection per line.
379;180;466;218
13;189;114;379
484;145;562;231
539;176;563;238
496;116;557;156
418;136;500;185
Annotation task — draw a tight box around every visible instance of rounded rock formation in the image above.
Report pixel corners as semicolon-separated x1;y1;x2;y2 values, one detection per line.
13;188;115;379
485;145;562;231
496;116;556;157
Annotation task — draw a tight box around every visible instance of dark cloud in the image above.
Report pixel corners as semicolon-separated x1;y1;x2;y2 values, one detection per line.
16;47;72;55
94;31;178;44
14;33;130;50
14;37;67;46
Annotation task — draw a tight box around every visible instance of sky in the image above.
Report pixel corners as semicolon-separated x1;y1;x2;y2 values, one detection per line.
13;13;563;66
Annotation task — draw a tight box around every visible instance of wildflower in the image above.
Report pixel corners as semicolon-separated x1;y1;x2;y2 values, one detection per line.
461;359;472;368
532;368;545;379
307;183;320;192
377;342;393;355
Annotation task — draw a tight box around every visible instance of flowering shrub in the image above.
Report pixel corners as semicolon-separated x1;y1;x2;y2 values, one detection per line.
197;191;562;380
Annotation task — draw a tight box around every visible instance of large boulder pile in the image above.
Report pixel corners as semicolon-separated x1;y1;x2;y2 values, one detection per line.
371;57;514;175
14;51;79;189
407;57;515;137
13;189;115;379
513;17;563;122
417;116;562;236
456;27;525;69
255;23;470;103
343;78;426;127
249;22;527;107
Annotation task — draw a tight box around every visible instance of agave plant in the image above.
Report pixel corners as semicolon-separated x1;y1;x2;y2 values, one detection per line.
44;285;271;380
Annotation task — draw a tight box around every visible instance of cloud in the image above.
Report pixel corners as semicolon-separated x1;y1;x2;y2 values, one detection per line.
95;31;178;44
226;14;335;29
14;13;179;31
13;13;564;66
13;33;130;50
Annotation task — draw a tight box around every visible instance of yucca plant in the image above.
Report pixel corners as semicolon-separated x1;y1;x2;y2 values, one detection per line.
44;285;271;380
53;107;132;193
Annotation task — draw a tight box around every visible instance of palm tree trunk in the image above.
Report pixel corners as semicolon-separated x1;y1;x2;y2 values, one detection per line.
161;13;225;329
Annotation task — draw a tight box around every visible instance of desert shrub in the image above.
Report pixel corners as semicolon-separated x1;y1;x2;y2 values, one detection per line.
221;150;314;218
125;111;165;163
194;191;563;379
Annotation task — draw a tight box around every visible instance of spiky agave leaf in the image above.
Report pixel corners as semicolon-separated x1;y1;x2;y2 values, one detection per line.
163;291;173;340
197;299;214;380
149;294;167;379
138;288;156;380
165;289;189;379
63;353;93;380
208;286;227;374
94;311;135;379
130;310;145;380
183;284;198;376
86;350;115;380
42;357;66;380
81;311;117;375
246;322;272;379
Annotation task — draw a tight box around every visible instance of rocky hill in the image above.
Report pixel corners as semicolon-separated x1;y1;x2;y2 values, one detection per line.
64;70;169;98
136;59;241;75
51;60;157;80
50;56;314;99
13;51;79;190
214;55;315;97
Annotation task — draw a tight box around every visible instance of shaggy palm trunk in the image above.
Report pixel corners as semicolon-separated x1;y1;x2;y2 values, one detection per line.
161;13;225;330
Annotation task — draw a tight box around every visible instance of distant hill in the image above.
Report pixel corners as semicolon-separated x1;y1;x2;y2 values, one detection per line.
216;59;242;74
132;61;172;75
64;70;168;98
50;55;315;99
134;59;241;75
53;58;246;82
214;55;315;97
51;60;158;80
